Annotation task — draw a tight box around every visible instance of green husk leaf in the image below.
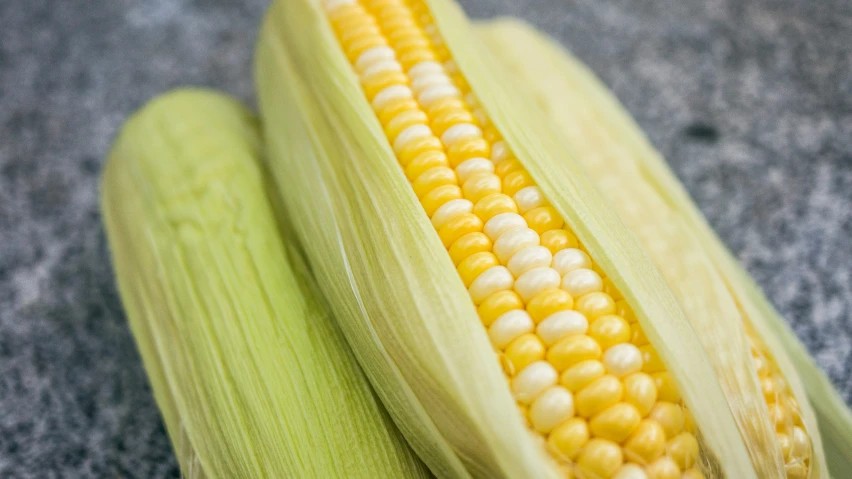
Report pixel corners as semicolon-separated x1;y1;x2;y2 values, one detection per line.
101;89;430;479
254;2;554;478
426;1;758;476
474;18;842;479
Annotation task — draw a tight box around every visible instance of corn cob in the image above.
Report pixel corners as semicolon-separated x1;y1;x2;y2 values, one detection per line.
254;0;793;477
100;89;431;478
475;19;850;479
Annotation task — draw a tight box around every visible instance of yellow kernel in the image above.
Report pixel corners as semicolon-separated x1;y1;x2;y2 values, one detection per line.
588;314;631;349
683;407;696;434
614;299;636;323
623;419;666;464
448;232;491;266
631;324;649;346
377;98;420;125
447;137;490;167
547;417;589;461
421;184;462;217
477;290;523;327
398;135;444;166
462;173;502;203
345;35;388;63
547;335;602;371
649;402;684;439
575;438;623;479
404;150;449;181
438;213;483;248
590;402;642;442
666;432;699;469
541;229;578;253
622;372;658;417
502;170;535;197
495;157;523;177
786;463;808;479
527;289;574;323
640;345;666;373
412;166;457;198
363;70;408;99
682;469;705;479
652;372;681;403
457;252;499;288
473;193;518;222
645;457;680;479
422;95;463;115
384;109;428;142
560;359;606;392
575;292;616;320
483;124;501;143
398;47;438;69
575;375;623;418
601;277;622;301
430;108;475;136
505;334;546;373
524;206;565;234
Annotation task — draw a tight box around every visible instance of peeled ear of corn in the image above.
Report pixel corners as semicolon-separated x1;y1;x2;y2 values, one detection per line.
475;18;849;479
100;89;431;479
253;0;794;477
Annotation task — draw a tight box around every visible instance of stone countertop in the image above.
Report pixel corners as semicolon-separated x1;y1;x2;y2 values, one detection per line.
1;0;850;476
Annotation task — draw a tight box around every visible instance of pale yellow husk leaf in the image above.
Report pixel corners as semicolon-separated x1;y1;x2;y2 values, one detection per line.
475;18;844;479
101;89;430;479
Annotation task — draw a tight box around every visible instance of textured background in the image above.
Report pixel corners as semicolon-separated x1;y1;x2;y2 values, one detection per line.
1;0;850;476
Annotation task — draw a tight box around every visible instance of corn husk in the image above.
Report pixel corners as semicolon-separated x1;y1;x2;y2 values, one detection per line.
101;89;431;479
255;0;757;476
475;18;845;479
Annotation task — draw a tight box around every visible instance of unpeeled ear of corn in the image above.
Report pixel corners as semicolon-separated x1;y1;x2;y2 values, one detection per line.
100;89;431;478
474;19;852;479
253;0;837;477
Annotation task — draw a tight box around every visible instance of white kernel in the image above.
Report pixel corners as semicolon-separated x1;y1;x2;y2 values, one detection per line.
371;85;413;112
536;311;589;346
514;267;561;303
513;186;545;214
491;140;510;164
355;46;395;73
455;158;494;182
507;246;552;276
561;268;603;297
512;361;559;404
441;123;482;147
407;61;443;78
393;124;433;154
791;426;810;458
469;266;514;304
418;84;461;108
360;59;402;83
488;310;534;349
552;248;592;276
603;343;643;377
410;71;453;96
612;464;648;479
431;199;473;230
484;212;527;241
493;228;540;263
529;386;575;433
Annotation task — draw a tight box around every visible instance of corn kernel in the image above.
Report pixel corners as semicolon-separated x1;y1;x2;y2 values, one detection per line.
652;372;681;403
575;375;623;418
548;417;589;461
623;419;666;464
575;292;616;320
575;439;623;479
438;212;482;248
590;402;641;442
547;335;602;371
588;314;631;349
649;402;684;439
524;206;564;234
666;432;699;469
527;288;574;323
644;457;679;479
449;232;491;266
639;345;666;374
473;193;518;221
477;290;523;327
529;386;575;433
462;173;502;203
541;229;578;254
622;372;657;417
457;251;499;287
504;333;546;373
560;359;605;392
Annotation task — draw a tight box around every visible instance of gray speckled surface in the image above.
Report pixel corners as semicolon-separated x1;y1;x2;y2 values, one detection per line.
1;0;850;476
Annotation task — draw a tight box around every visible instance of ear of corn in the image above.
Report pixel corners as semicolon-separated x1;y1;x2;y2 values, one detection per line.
255;0;764;477
100;89;431;479
473;18;846;479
